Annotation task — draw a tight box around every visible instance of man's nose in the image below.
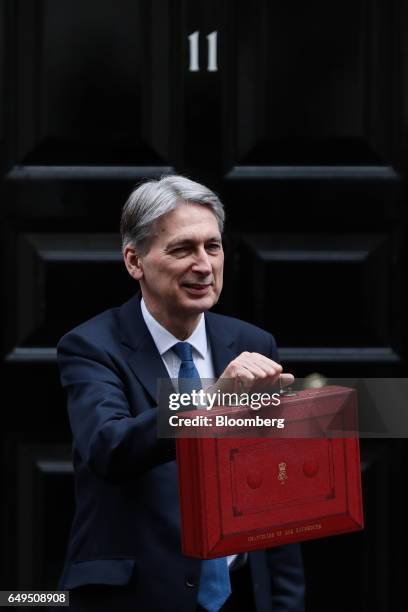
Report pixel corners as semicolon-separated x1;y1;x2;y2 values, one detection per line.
191;248;212;274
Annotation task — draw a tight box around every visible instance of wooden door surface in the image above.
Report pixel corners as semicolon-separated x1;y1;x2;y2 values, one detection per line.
0;1;407;609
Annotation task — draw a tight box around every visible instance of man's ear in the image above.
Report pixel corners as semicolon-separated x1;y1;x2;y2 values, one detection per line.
123;245;144;281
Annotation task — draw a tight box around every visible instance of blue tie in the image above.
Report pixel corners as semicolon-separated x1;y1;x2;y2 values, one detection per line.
172;341;202;396
172;342;232;612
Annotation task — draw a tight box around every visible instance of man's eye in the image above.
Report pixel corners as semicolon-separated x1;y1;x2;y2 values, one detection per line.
207;243;221;251
171;247;189;256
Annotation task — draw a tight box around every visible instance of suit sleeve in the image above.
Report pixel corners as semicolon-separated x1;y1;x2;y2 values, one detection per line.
57;331;175;483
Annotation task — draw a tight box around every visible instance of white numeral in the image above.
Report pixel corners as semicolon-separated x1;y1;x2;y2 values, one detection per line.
188;31;200;72
206;31;218;72
188;31;218;72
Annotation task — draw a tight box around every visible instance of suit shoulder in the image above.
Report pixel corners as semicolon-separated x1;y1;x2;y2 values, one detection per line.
57;305;121;352
206;311;275;343
207;312;279;360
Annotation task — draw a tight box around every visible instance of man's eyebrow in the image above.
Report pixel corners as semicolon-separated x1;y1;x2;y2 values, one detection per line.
166;236;222;248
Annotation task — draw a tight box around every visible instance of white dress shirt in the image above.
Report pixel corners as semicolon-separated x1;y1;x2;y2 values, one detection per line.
141;298;215;382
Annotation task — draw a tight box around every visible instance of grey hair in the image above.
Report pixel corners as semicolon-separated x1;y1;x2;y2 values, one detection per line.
120;175;225;254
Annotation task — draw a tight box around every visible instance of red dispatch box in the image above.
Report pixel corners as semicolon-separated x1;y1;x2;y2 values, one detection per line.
176;385;364;559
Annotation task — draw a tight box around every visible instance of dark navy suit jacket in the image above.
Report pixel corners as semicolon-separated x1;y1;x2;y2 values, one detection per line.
57;294;305;612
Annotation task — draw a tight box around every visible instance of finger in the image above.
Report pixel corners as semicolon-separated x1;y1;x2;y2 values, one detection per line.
234;360;271;380
236;366;256;382
248;353;283;375
223;359;266;381
236;352;282;378
235;366;280;393
234;357;278;380
234;366;256;391
254;371;294;393
278;373;295;387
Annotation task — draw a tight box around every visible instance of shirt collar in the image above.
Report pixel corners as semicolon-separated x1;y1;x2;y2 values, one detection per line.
140;297;207;359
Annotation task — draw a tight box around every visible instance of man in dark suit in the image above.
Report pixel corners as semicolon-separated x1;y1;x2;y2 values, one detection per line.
55;175;305;611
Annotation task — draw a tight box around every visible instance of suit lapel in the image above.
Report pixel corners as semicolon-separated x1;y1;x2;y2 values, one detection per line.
205;311;237;377
119;293;169;404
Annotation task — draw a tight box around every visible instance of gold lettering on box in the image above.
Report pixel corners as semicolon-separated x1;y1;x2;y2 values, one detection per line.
295;523;322;533
248;523;323;543
278;462;287;484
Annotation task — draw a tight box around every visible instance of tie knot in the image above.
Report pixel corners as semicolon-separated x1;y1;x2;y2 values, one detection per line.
172;342;194;362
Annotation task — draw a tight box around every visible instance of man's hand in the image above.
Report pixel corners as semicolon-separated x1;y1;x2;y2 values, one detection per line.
215;352;294;393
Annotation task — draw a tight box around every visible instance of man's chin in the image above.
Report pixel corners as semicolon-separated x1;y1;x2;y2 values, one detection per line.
180;292;218;313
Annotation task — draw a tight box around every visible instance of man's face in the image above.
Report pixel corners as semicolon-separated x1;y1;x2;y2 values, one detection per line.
128;202;224;324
